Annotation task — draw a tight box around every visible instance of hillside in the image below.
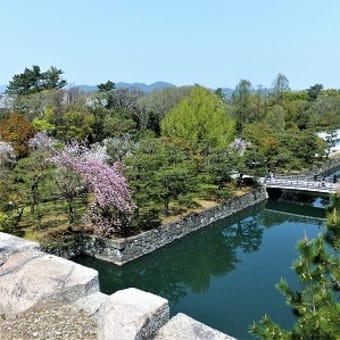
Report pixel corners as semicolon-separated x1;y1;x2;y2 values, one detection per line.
0;82;236;96
75;81;176;93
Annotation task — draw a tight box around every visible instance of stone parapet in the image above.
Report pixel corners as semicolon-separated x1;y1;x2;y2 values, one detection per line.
98;288;169;340
0;247;99;314
0;232;40;264
155;313;236;340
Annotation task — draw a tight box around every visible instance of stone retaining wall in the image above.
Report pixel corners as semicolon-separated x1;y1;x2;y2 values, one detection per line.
82;186;267;265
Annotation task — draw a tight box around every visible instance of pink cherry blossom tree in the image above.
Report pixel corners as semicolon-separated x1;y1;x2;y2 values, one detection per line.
50;142;131;235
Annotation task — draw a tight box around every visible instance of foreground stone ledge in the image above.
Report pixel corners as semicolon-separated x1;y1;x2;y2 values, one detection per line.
155;313;236;340
98;287;169;340
73;291;108;320
0;232;236;339
0;232;40;263
0;249;99;314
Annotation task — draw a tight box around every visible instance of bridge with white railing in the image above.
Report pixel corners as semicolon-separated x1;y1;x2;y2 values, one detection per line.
259;176;339;195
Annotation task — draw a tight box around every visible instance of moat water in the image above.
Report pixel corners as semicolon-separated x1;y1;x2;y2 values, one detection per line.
74;196;328;339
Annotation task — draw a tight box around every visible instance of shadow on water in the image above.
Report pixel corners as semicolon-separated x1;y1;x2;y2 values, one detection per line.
74;198;326;339
264;198;326;221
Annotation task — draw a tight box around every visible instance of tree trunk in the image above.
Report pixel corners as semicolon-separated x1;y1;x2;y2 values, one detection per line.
67;198;75;232
13;206;25;229
163;198;170;216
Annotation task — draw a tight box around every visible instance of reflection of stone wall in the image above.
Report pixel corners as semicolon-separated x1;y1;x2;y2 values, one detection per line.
82;187;268;265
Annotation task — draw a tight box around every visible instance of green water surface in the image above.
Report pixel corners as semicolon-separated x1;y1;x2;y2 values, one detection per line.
74;198;326;339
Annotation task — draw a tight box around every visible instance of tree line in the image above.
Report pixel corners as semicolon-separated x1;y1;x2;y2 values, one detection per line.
0;65;338;236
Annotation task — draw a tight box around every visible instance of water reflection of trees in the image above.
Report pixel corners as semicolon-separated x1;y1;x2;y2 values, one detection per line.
75;199;325;305
222;218;264;253
75;202;266;304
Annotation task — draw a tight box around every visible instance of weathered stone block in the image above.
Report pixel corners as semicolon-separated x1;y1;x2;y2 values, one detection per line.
155;313;236;340
74;291;108;320
0;232;40;264
0;249;99;314
98;288;169;340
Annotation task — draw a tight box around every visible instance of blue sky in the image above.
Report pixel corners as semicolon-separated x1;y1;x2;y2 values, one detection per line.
1;0;339;89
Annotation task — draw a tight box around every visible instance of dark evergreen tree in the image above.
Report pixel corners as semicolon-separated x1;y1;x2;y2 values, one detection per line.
97;80;115;92
7;65;66;96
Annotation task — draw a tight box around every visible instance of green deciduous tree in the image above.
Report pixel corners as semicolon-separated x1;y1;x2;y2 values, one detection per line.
161;86;235;155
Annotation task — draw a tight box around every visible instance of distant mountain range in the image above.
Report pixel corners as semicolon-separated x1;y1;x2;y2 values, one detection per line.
221;88;235;99
76;81;177;94
0;82;236;98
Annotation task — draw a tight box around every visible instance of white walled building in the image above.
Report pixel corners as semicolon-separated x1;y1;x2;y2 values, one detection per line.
316;129;340;154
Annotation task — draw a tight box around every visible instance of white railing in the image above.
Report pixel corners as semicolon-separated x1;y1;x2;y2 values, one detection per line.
259;177;338;192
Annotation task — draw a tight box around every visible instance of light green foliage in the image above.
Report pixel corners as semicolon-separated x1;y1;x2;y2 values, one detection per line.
32;117;55;132
161;86;235;155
